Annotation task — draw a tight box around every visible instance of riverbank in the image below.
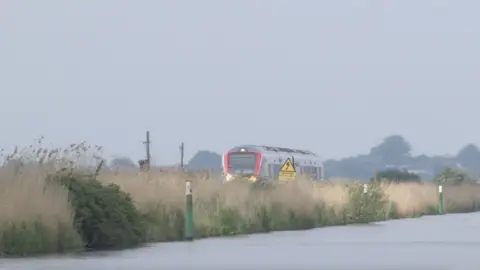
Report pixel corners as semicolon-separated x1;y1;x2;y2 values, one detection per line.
2;166;480;257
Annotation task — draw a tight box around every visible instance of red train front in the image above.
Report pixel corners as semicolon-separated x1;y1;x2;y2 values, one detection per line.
222;146;261;182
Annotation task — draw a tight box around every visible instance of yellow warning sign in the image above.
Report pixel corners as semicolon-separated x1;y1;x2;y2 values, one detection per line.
278;158;296;181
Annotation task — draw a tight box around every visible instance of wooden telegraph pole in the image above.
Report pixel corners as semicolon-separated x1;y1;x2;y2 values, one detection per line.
142;131;151;170
179;142;185;171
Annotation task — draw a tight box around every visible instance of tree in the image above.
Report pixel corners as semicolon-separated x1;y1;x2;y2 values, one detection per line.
325;155;378;180
372;169;421;183
187;151;222;170
433;168;472;185
110;157;137;169
456;144;480;171
369;135;412;165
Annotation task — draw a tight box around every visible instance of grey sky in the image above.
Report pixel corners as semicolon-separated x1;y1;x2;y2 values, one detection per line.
1;1;479;165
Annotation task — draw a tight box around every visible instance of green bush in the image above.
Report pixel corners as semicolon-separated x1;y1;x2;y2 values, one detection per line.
54;173;147;250
433;168;472;185
343;182;391;223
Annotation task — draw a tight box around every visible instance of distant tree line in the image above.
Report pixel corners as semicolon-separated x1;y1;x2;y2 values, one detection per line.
325;135;480;181
371;167;476;185
107;135;480;182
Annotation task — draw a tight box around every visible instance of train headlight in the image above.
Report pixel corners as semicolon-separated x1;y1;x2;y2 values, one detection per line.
225;173;234;182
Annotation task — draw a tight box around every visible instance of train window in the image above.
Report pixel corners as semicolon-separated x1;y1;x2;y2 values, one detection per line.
227;153;256;173
260;159;268;177
303;166;317;180
273;164;280;180
298;166;322;180
312;167;318;180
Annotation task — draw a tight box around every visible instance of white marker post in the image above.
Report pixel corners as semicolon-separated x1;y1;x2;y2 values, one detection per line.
185;180;193;241
363;184;368;194
438;185;443;214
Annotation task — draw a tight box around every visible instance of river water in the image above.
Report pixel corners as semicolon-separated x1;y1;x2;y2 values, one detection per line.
2;213;480;270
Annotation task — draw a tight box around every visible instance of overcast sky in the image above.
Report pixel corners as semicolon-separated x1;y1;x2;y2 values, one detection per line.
1;1;479;164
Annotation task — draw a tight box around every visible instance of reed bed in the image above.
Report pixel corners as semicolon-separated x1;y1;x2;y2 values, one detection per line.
1;141;480;256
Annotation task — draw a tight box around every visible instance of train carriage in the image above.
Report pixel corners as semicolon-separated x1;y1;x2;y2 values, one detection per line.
222;145;324;182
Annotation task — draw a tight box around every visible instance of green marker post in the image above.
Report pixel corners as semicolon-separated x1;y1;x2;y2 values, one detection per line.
185;180;194;241
438;185;444;215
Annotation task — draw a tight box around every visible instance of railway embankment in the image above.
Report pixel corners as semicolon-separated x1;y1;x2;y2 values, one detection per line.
2;151;480;257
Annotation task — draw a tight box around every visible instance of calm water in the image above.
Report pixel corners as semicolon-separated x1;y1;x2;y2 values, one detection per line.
2;213;480;270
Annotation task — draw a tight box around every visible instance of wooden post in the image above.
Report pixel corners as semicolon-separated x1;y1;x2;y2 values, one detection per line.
180;142;185;171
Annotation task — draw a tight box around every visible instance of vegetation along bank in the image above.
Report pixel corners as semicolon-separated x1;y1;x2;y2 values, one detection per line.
1;144;480;257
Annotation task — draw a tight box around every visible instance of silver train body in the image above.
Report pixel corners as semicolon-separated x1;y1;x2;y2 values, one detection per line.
221;145;324;182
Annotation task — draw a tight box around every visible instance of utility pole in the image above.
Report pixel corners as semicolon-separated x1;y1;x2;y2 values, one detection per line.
180;142;185;171
143;131;151;170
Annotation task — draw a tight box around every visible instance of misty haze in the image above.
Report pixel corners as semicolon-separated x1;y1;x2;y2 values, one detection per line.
2;1;480;269
2;1;480;165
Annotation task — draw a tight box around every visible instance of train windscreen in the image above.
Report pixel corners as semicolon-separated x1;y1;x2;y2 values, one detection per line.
227;153;256;174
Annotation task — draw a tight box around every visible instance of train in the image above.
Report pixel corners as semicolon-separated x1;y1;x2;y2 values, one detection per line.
221;145;324;182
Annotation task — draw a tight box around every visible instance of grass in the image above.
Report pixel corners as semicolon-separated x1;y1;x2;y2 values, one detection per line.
96;170;480;240
0;165;83;256
2;141;480;256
